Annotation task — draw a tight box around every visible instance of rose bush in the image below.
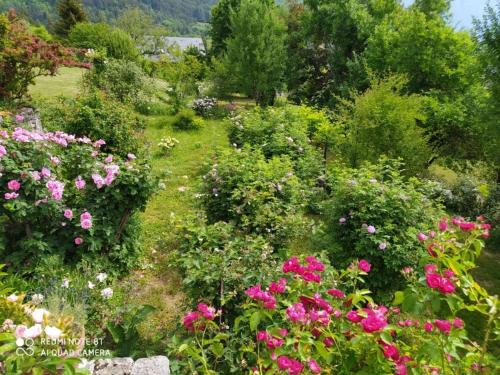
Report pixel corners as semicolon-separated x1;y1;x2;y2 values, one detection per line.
199;147;312;249
228;105;324;182
0;121;156;274
323;159;444;292
174;218;498;374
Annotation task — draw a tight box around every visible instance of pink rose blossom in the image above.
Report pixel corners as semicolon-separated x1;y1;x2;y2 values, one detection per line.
308;359;321;374
4;192;19;200
359;259;371;273
7;180;21;191
424;321;433;332
367;225;376;234
64;209;73;219
417;232;428;241
434;320;451;334
0;145;6;158
327;289;345;299
74;237;83;245
453;318;464;329
75;176;86;190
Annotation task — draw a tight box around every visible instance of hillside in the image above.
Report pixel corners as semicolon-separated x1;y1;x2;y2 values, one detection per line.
0;0;217;34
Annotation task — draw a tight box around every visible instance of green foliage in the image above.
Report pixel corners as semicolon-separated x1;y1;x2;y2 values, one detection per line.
0;11;83;102
323;159;443;292
172;108;204;130
84;59;153;105
107;304;156;358
40;91;144;157
176;220;279;316
68;23;138;61
0;114;156;274
216;0;287;105
200;147;308;249
209;0;241;56
336;75;431;175
54;0;87;38
364;7;478;96
228;105;324;181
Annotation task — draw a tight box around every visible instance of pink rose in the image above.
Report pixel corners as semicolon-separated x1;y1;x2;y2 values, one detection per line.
434;320;451;334
7;180;21;191
359;259;371;273
74;237;83;245
64;209;73;219
308;359;321;374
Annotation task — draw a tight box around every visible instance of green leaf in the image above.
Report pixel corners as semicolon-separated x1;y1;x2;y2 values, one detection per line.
210;342;224;357
249;310;261;332
106;322;125;344
393;291;404;305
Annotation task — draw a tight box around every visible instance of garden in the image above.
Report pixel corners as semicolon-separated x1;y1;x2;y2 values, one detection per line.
0;0;499;374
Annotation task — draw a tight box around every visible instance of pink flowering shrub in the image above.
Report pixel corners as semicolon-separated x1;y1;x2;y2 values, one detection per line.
0;124;155;273
175;218;498;374
324;159;443;291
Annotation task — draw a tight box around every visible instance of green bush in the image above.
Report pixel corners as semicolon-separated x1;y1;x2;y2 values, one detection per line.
323;159;443;293
0;121;156;274
336;75;431;175
171;109;204;130
228;105;325;182
175;220;279;317
200;147;309;249
84;59;153;105
40;91;144;158
68;22;138;61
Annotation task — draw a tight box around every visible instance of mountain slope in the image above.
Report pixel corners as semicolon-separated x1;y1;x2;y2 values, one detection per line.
1;0;217;33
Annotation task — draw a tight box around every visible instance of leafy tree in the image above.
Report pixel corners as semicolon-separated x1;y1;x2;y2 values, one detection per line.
54;0;87;38
411;0;451;19
475;1;500;178
364;8;478;96
116;7;154;43
209;0;241;56
0;10;84;102
218;0;287;105
286;0;401;106
336;75;431;174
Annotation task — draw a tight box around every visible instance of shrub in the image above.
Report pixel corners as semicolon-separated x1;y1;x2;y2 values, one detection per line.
336;75;431;175
40;92;144;158
192;97;218;118
68;22;138;61
323;159;443;292
0;123;156;274
172;109;204;131
228;105;324;182
200;147;309;249
158;137;179;155
174;220;499;374
175;220;279;317
0;11;87;102
83;59;153;106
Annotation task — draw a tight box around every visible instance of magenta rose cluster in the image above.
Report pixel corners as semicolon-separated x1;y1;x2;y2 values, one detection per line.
182;303;218;332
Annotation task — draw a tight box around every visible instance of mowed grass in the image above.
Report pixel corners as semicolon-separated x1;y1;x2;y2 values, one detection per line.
122;115;230;335
29;67;86;99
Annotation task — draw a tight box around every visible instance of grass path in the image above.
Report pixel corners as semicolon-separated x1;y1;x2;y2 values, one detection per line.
122;115;230;336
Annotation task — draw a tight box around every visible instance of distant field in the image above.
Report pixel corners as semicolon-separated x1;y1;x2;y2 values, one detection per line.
29;67;85;99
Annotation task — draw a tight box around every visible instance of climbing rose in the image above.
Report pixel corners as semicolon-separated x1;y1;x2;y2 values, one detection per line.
438;277;456;294
361;308;388;333
346;310;362;323
327;289;345;299
269;278;287;294
426;273;441;289
0;145;6;158
417;232;428;241
424;322;433;332
459;222;476;231
367;225;376;234
382;343;400;361
286;303;307;323
4;192;19;200
453;318;464;329
74;237;83;245
183;311;200;332
438;219;448;231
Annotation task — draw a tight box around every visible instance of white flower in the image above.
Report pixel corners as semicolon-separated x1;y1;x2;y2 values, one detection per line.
6;294;18;302
32;308;49;323
44;326;62;340
96;273;107;282
101;288;113;299
61;278;70;288
88;281;95;289
31;294;44;304
24;324;42;339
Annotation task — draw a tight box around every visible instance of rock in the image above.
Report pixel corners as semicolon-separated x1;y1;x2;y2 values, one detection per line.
93;358;134;375
78;358;95;374
132;356;170;375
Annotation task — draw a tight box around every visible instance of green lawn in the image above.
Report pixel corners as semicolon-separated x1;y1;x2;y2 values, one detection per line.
29;67;86;99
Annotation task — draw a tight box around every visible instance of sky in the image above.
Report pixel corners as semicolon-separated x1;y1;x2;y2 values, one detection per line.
404;0;490;29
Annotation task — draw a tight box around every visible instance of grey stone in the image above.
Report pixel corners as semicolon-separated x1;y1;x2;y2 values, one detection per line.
78;359;95;374
93;358;134;375
132;356;170;375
